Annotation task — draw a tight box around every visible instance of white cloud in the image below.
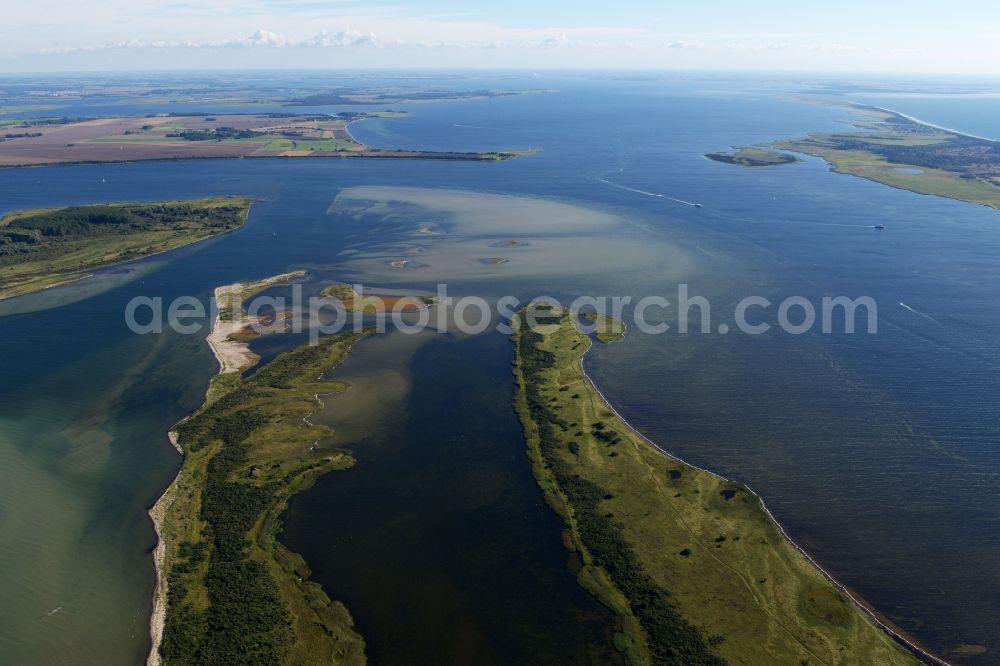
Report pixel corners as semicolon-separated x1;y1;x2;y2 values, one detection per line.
538;33;569;49
235;29;291;47
666;40;705;50
302;29;377;48
33;26;654;56
37;28;379;54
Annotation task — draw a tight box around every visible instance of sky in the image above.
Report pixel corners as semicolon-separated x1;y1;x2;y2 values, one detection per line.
3;0;1000;73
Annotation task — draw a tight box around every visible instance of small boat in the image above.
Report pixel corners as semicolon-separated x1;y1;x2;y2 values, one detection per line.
693;203;703;209
873;224;885;230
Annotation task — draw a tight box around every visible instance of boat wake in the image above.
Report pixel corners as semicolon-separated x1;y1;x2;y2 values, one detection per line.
34;606;63;621
899;302;938;323
814;222;883;229
594;176;702;208
886;307;1000;371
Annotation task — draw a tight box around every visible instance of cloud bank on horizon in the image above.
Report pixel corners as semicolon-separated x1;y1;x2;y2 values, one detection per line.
3;0;1000;73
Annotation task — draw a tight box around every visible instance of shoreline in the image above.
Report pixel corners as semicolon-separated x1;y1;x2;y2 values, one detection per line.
577;337;949;666
146;431;181;666
343;117;366;146
0;272;94;303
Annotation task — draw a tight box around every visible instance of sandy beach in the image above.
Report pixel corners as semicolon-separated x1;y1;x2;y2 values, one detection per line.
146;432;181;666
206;271;305;374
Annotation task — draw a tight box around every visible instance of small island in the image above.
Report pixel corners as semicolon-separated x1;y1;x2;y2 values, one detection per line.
0;196;253;299
512;306;921;665
319;282;435;313
706;147;799;167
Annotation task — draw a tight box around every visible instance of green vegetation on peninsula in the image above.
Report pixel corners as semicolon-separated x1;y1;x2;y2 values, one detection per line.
0;196;253;299
774;103;1000;210
154;320;371;665
512;306;921;665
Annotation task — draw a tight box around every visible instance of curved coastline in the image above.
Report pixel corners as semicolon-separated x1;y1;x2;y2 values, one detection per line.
577;336;950;666
342;117;366;146
862;103;998;143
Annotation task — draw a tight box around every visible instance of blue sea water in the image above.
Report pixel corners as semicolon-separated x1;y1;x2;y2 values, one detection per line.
0;73;998;664
848;92;1000;140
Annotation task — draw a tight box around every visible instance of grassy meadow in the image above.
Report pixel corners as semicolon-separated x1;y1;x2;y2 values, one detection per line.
513;307;920;666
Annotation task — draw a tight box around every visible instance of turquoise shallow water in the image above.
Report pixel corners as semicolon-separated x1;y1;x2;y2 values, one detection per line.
0;74;999;664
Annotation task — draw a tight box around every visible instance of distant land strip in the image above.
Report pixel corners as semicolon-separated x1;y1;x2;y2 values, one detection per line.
0;112;534;167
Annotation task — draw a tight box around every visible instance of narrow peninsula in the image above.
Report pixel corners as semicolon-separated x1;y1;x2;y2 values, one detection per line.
0;196;253;299
150;273;370;666
512;306;923;665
